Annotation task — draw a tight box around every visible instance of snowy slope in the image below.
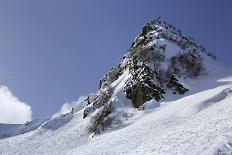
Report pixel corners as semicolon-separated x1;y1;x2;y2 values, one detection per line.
0;118;48;139
0;18;232;155
0;59;232;155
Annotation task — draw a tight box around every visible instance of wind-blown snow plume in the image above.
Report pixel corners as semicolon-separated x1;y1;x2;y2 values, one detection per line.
53;96;86;117
0;85;32;124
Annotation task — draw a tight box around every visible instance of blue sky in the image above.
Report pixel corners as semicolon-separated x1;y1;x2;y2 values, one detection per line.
0;0;231;119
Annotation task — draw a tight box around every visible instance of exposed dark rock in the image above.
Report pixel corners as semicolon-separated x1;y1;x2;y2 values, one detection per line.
167;75;189;95
88;102;113;134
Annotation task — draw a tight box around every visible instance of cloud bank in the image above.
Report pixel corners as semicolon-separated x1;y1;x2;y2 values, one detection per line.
0;85;32;124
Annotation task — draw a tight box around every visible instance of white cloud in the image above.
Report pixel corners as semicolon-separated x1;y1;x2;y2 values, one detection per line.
0;85;32;124
53;96;86;118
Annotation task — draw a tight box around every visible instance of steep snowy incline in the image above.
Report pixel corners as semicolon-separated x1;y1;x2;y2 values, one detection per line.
65;74;232;155
0;63;232;155
0;108;91;155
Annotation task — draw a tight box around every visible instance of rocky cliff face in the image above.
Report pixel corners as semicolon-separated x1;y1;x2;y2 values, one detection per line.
83;18;216;134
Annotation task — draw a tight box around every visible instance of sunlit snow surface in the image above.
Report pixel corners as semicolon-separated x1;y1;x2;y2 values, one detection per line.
1;57;232;155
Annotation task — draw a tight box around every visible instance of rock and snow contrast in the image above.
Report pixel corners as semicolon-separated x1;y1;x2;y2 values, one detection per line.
1;18;232;155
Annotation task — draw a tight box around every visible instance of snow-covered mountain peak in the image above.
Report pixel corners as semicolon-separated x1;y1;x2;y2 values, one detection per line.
131;17;216;60
81;18;228;135
0;18;232;155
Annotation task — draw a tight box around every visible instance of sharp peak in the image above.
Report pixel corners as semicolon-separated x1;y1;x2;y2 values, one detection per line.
131;17;216;60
